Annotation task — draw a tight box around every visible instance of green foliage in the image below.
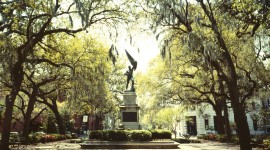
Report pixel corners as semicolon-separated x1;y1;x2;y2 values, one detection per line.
0;0;133;148
263;137;270;149
89;130;129;141
173;138;201;143
28;133;71;143
62;111;72;132
197;134;229;142
216;134;228;143
29;133;46;144
198;134;241;144
150;130;172;140
106;130;129;141
89;130;104;140
89;130;171;141
46;114;58;134
129;130;152;141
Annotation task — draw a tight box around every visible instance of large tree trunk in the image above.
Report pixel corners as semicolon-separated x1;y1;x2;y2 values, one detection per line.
211;18;251;150
198;1;252;148
218;78;232;141
40;97;66;134
53;108;65;134
213;105;225;134
49;100;65;134
222;47;251;149
22;87;38;141
1;63;24;150
228;83;251;150
1;95;16;149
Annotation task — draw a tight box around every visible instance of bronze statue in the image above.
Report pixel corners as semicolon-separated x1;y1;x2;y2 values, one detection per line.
125;50;137;91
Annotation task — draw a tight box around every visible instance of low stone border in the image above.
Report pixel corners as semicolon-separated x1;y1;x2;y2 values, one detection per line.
80;140;180;149
70;139;82;143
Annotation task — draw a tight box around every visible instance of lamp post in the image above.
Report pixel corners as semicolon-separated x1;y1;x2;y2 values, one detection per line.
82;114;88;135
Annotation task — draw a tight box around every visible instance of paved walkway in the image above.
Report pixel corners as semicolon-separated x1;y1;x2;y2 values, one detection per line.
10;140;264;150
179;142;263;150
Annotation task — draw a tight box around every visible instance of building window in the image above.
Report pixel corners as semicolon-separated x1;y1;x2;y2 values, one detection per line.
205;119;209;130
253;119;258;131
214;116;217;131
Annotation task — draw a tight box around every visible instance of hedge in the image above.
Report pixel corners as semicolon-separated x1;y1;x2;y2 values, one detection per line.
89;129;172;141
197;134;240;144
89;130;103;140
129;130;152;141
149;129;172;140
106;130;129;141
28;133;72;144
173;138;201;143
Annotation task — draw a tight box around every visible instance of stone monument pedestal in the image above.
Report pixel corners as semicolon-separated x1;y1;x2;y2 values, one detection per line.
119;91;140;130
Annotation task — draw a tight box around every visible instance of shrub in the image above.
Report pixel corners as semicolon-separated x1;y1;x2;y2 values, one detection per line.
89;130;103;140
173;138;190;143
29;134;39;143
65;134;72;139
150;130;172;139
173;138;201;143
130;130;152;141
206;133;217;141
197;134;206;139
216;134;227;143
231;135;239;144
26;133;69;143
106;130;129;141
89;130;129;141
45;134;54;142
89;129;172;141
263;139;270;149
251;134;265;145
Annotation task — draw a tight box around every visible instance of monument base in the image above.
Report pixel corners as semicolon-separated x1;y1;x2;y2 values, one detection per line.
120;91;140;130
122;122;140;130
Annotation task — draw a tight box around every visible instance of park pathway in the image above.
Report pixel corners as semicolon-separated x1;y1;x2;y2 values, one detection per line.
10;140;264;150
179;141;263;150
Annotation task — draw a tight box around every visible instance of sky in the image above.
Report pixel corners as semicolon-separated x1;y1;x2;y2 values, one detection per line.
61;0;161;73
89;24;160;73
116;32;160;73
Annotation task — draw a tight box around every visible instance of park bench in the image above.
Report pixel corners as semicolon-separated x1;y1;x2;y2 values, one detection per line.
9;132;28;148
9;132;20;147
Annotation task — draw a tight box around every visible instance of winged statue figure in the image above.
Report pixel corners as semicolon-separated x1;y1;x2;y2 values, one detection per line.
124;50;137;91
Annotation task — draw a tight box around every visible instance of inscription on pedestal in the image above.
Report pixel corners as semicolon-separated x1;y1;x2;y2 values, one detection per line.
122;112;137;122
120;91;140;129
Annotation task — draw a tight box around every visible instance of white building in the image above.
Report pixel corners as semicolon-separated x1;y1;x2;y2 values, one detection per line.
176;100;270;136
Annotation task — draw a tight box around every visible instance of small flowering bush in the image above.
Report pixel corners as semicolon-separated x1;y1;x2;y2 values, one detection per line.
198;133;240;144
28;133;72;143
207;133;217;141
197;133;217;141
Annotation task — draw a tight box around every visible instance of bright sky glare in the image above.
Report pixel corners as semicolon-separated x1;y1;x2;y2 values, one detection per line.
116;32;160;73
